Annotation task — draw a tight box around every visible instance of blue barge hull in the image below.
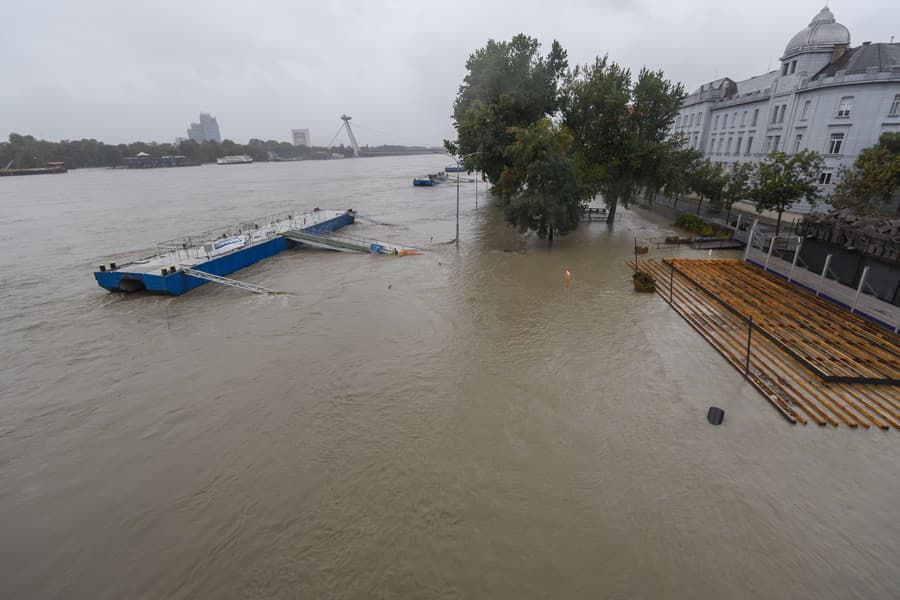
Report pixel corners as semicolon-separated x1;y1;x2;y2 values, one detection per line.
94;212;354;296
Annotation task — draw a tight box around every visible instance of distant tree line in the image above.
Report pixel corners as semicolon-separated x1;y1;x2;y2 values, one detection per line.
0;133;407;169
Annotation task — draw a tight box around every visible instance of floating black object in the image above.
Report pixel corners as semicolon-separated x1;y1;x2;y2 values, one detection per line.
707;406;725;425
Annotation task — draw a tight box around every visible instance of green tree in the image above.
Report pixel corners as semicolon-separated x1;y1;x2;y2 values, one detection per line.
561;58;684;223
449;34;567;183
685;159;726;215
560;56;632;222
751;149;824;235
831;132;900;216
720;161;755;224
632;68;687;201
495;118;582;240
661;141;702;209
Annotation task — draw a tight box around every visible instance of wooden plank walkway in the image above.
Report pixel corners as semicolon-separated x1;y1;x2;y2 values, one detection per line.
746;247;900;333
631;258;900;429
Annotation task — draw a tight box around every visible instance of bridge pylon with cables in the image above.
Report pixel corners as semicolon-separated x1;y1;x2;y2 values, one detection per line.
327;115;360;157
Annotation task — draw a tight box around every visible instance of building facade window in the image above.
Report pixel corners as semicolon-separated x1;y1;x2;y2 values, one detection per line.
827;132;845;154
736;137;743;154
790;60;797;74
770;107;778;124
727;137;733;154
723;114;728;129
889;94;900;117
693;133;699;148
717;138;724;154
752;109;759;126
818;172;833;185
732;112;737;127
741;111;747;126
764;136;773;153
793;134;802;153
714;115;719;130
800;100;811;120
773;135;781;151
836;96;853;118
777;105;787;123
746;136;753;154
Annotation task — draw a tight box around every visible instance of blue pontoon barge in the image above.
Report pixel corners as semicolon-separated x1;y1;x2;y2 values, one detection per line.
94;208;355;295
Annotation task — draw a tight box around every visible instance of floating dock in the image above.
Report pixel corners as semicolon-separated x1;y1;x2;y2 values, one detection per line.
94;208;419;296
631;258;900;428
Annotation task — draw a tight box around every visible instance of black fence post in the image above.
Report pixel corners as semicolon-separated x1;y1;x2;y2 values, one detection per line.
745;316;753;374
669;262;674;305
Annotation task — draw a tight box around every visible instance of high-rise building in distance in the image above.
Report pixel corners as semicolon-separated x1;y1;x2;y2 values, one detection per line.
187;113;221;143
292;128;310;147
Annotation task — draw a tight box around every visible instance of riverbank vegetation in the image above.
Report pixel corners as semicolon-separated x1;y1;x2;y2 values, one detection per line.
831;133;900;216
0;133;416;169
447;35;900;239
447;35;687;238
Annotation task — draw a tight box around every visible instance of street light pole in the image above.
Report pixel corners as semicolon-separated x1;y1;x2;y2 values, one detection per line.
455;169;460;245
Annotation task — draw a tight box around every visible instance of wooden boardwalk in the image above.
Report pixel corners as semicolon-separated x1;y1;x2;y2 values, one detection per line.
746;246;900;333
632;258;900;429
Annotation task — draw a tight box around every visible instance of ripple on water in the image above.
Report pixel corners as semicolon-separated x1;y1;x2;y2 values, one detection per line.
1;160;899;600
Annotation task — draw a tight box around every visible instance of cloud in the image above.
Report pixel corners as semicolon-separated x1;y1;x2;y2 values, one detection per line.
0;0;891;146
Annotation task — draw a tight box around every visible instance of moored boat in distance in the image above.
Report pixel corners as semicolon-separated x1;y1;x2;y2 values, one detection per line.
445;162;465;172
216;155;254;165
0;160;67;176
412;172;449;186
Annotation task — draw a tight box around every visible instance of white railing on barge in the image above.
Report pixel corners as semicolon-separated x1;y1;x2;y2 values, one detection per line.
154;210;346;266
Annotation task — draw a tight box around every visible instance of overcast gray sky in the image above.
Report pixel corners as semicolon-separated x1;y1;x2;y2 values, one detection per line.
1;1;892;147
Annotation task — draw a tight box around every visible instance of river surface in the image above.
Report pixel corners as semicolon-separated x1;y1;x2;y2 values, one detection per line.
1;156;898;599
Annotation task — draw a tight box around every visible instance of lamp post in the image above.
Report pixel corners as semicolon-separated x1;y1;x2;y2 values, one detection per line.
456;168;460;245
455;152;481;246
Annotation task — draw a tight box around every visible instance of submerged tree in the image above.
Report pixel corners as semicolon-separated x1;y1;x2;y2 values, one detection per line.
831;132;900;216
560;56;633;223
751;150;824;235
495;118;583;240
446;37;684;237
560;59;685;223
448;34;568;184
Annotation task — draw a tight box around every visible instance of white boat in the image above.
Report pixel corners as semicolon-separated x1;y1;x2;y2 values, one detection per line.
216;155;254;165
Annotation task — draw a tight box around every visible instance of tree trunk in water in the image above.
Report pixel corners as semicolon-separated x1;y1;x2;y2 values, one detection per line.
673;195;679;210
606;196;618;224
696;197;703;216
548;227;554;242
726;205;732;226
775;210;783;236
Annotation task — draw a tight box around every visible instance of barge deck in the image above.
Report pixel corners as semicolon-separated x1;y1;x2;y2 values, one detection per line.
94;209;355;295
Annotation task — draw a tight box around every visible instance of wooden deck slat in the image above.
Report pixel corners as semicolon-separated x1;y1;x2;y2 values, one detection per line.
665;259;900;383
631;258;900;430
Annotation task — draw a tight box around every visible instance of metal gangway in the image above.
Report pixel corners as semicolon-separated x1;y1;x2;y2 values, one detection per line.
181;268;279;295
282;229;420;255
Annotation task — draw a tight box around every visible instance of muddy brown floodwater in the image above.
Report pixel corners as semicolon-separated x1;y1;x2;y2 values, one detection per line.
1;156;898;599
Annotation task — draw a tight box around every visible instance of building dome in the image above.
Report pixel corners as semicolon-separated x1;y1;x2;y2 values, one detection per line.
784;7;850;56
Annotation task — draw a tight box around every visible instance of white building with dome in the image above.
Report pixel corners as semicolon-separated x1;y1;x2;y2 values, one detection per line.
672;7;900;212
